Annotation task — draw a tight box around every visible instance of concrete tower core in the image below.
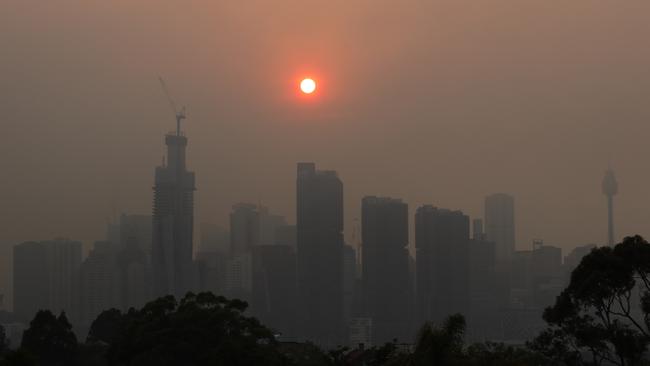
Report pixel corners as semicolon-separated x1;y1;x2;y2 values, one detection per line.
602;169;618;246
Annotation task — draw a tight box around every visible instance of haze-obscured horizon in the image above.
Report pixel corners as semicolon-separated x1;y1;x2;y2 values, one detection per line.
3;0;650;286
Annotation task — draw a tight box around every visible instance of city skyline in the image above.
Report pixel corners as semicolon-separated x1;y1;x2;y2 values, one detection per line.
4;1;650;363
3;126;636;348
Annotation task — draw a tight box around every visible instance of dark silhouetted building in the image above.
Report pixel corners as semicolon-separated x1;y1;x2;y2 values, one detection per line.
152;130;196;298
468;221;499;341
119;214;152;258
361;196;410;344
230;204;288;252
80;241;117;326
230;203;261;255
13;242;48;322
485;194;515;262
415;206;469;325
258;206;288;246
275;225;297;248
251;245;297;339
602;169;618;246
116;214;153;311
296;162;344;346
530;242;563;309
196;224;229;297
227;204;288;303
13;239;82;323
198;223;230;254
563;244;596;283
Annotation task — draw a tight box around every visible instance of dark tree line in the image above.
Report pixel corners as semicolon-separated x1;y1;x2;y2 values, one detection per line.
530;235;650;366
2;235;650;365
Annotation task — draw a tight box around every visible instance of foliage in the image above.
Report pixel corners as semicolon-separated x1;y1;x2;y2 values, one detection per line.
531;236;650;366
20;311;77;366
278;341;331;366
0;325;8;355
464;342;547;366
408;313;466;365
86;308;124;345
96;292;286;366
0;349;37;366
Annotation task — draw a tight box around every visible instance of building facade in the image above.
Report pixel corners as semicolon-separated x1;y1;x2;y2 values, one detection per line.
13;239;82;323
296;162;344;346
485;193;515;262
361;196;410;344
415;206;469;325
151;132;196;298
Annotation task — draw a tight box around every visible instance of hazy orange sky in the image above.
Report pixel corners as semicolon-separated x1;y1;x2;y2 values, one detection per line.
3;1;650;300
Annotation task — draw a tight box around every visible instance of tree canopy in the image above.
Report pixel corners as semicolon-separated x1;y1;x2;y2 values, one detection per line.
95;292;286;366
20;311;77;366
531;235;650;366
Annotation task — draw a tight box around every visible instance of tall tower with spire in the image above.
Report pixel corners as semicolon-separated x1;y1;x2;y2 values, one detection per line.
151;126;196;298
602;169;618;246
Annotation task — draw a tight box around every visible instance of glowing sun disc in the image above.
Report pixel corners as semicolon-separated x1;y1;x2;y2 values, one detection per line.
300;78;316;94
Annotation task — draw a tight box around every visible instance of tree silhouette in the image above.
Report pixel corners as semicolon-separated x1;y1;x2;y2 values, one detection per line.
20;311;77;366
531;236;650;366
409;313;466;365
87;308;125;345
0;324;8;355
0;349;37;366
100;292;285;366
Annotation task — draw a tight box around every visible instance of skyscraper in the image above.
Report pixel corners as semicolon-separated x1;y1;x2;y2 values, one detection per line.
80;241;116;326
116;214;153;310
13;239;82;323
230;203;261;255
602;169;618;246
415;206;469;325
250;244;297;339
485;193;515;262
119;214;152;257
361;196;410;344
13;242;48;322
468;235;498;341
152;130;196;299
296;162;344;346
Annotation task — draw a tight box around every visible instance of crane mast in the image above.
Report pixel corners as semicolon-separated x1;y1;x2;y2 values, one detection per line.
158;77;186;136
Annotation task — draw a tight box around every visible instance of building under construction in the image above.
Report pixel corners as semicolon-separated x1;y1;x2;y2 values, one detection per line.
151;80;196;298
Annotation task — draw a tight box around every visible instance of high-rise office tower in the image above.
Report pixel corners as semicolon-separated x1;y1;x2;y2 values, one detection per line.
250;245;297;339
152;129;196;299
274;225;297;248
80;241;117;326
230;203;288;254
361;196;410;344
472;218;485;241
296;162;344;346
227;204;287;303
119;214;153;309
230;203;261;255
196;224;229;298
602;169;618;246
13;242;48;322
198;223;230;254
258;206;288;246
415;206;469;325
342;244;357;327
468;235;498;341
13;239;82;323
119;214;152;257
485;194;515;262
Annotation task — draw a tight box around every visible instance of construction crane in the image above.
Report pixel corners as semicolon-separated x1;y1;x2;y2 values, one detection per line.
158;76;186;136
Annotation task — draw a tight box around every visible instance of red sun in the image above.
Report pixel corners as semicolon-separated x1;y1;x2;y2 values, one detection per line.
300;78;316;94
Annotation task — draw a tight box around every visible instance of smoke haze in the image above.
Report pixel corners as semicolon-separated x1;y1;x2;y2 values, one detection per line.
3;1;650;303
